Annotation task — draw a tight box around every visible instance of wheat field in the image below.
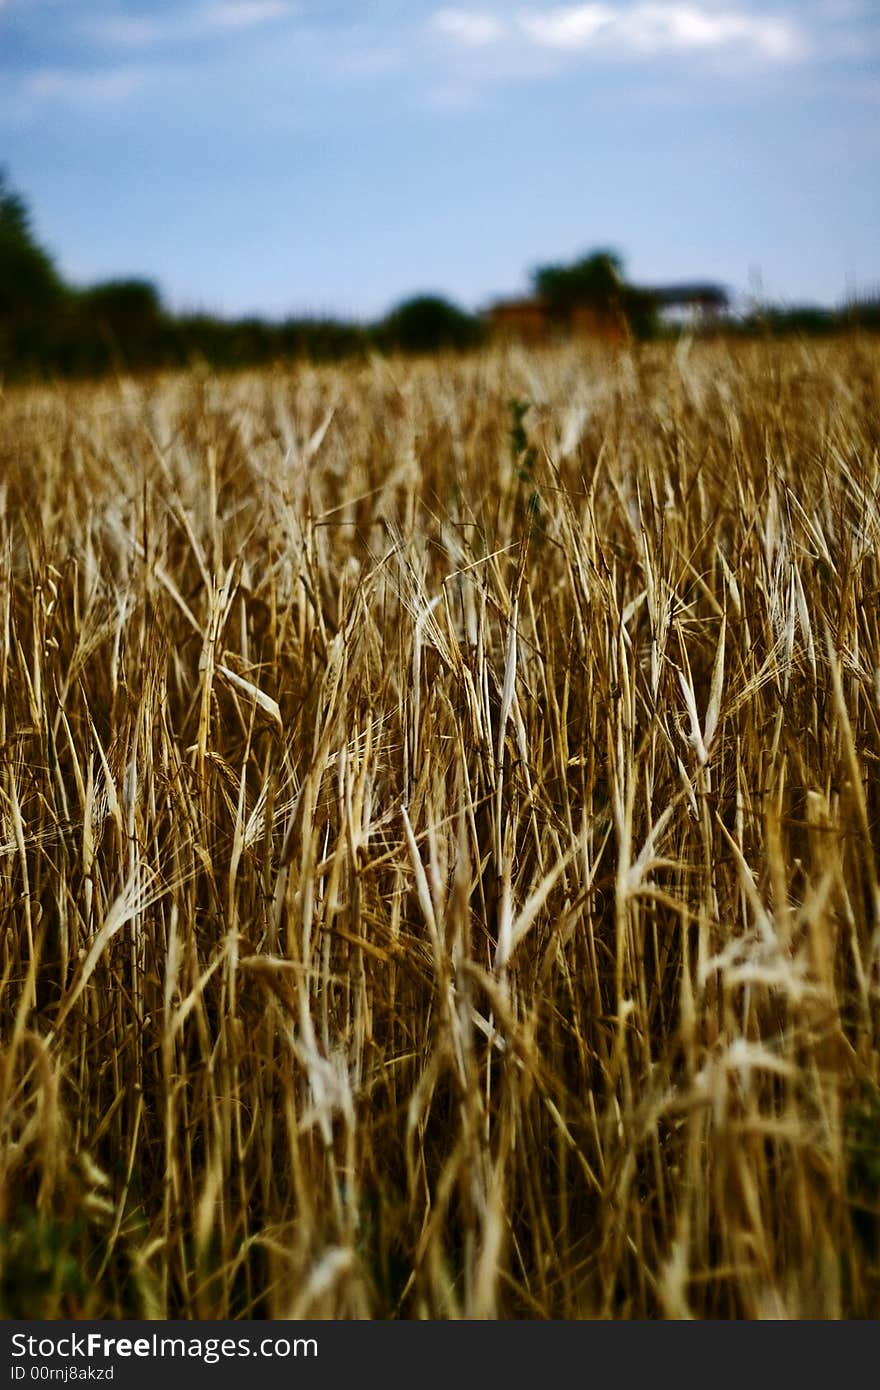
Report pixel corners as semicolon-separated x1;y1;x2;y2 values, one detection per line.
1;337;879;1318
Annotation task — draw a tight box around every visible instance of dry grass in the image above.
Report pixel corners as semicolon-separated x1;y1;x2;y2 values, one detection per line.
1;336;879;1319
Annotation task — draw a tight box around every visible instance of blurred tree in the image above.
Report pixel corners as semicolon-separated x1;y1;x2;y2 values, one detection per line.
377;295;484;353
79;278;162;326
532;249;659;339
532;250;624;310
0;171;70;377
0;170;65;318
620;284;660;340
76;279;165;369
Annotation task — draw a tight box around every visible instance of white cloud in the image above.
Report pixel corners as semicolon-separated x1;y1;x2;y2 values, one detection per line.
517;4;805;60
624;5;803;58
27;66;147;104
433;9;507;46
87;1;296;48
518;5;613;48
431;4;807;62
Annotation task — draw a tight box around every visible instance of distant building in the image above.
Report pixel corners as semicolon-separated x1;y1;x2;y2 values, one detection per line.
486;297;553;343
485;280;729;343
650;283;730;329
569;303;629;343
485;296;626;344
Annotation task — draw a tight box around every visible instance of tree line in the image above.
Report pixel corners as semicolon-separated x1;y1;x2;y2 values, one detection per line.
0;172;490;381
1;172;876;383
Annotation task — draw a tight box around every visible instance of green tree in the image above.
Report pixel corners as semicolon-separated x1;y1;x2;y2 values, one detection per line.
76;279;165;369
620;284;659;340
532;249;624;310
532;249;659;339
0;170;65;318
376;295;483;354
79;278;162;326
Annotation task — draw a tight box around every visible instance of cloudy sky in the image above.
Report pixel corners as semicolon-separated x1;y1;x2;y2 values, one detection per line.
1;1;877;319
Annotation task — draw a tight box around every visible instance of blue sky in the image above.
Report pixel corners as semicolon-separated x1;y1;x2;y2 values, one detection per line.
1;1;877;319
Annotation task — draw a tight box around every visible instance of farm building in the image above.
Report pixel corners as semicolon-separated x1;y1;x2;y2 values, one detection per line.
485;296;626;344
652;282;731;329
486;281;729;343
485;298;554;343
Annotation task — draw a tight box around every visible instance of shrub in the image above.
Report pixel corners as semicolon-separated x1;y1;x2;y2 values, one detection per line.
376;294;484;354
